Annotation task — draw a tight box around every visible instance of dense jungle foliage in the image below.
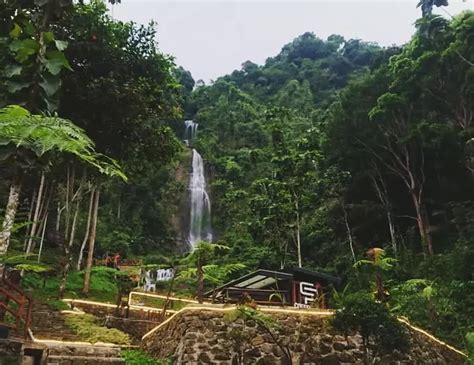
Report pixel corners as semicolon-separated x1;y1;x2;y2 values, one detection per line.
188;10;474;350
0;0;472;355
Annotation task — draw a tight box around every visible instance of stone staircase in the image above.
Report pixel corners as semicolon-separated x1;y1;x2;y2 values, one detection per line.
30;305;126;364
0;337;48;365
44;341;125;365
31;305;79;342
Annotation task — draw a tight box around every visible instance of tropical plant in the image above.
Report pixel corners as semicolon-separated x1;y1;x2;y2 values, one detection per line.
389;278;473;345
466;332;474;365
178;262;245;302
354;248;397;301
331;293;410;363
177;241;234;303
0;105;126;256
0;105;125;177
0;0;73;111
417;0;449;17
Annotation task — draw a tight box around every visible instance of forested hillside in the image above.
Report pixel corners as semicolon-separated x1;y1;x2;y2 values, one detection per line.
0;1;185;261
189;12;474;347
0;0;473;357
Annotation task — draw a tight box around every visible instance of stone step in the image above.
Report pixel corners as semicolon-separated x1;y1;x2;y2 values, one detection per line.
45;343;122;358
31;310;80;342
47;355;125;365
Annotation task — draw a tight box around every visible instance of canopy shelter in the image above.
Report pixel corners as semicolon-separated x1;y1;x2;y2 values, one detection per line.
205;268;341;308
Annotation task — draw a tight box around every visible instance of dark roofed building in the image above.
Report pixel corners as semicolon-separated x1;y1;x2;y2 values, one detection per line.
205;268;341;309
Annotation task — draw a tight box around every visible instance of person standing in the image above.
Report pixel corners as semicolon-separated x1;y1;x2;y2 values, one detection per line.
113;253;121;270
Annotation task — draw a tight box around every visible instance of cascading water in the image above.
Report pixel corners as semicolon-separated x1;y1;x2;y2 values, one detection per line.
184;120;212;249
188;149;212;248
184;120;198;145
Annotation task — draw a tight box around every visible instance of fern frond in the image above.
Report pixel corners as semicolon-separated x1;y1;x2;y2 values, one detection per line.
0;105;126;181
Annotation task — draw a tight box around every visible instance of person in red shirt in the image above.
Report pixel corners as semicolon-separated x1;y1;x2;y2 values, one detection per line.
113;253;121;269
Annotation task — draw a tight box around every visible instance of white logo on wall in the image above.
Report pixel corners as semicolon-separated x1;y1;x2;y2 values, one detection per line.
294;281;319;308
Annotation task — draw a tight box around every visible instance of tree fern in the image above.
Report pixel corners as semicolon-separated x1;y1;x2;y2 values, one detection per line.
0;105;126;180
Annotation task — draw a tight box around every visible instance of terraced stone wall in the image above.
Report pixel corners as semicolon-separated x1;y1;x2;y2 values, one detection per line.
142;308;466;365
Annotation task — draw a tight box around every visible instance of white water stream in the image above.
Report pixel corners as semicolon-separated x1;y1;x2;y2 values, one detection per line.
185;121;212;249
184;120;198;146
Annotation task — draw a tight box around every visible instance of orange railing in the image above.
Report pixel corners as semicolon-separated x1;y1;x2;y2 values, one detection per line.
0;270;33;339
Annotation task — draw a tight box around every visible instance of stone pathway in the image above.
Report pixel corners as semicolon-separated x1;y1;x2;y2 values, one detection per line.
30;304;79;342
30;304;127;364
43;341;125;365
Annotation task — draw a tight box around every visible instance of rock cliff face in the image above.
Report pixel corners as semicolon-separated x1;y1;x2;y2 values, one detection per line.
142;308;466;365
169;149;192;253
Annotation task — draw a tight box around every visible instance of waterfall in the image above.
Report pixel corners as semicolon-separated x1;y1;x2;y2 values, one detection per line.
182;120;212;249
188;149;212;249
184;120;198;144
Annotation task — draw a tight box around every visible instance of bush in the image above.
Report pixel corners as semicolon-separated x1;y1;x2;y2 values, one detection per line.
390;279;474;347
465;332;474;365
64;313;131;345
122;350;170;365
331;292;409;359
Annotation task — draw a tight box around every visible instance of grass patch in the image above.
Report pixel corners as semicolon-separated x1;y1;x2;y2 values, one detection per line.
22;267;119;306
64;313;130;345
47;299;70;311
130;294;188;311
122;350;171;365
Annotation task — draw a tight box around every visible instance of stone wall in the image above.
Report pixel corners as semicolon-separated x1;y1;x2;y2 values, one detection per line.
0;338;48;365
142;308;467;365
68;301;165;321
104;316;159;339
66;300;167;339
0;338;22;365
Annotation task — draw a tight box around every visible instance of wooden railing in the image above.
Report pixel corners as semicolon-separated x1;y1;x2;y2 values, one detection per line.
0;270;33;339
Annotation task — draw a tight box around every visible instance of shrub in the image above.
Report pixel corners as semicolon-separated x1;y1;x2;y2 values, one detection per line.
122;350;170;365
64;313;131;345
466;332;474;365
331;292;409;359
390;279;474;346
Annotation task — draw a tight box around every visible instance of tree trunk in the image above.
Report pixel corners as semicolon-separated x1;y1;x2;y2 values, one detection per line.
65;165;76;242
26;172;46;255
411;191;433;255
387;209;397;254
31;188;51;254
375;270;385;302
59;199;80;298
83;189;100;294
115;282;126;316
372;174;398;254
117;196;121;220
294;198;302;268
37;213;48;263
77;188;95;271
23;189;37;251
0;176;22;256
343;204;356;262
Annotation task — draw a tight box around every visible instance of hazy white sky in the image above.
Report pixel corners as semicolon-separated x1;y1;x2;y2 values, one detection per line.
110;1;473;82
